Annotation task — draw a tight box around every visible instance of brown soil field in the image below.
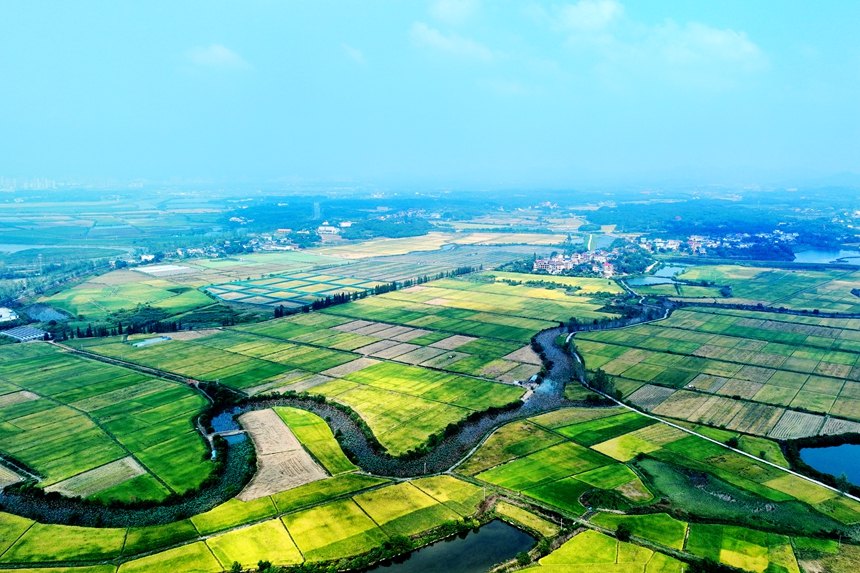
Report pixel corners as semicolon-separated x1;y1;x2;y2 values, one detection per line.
502;345;543;365
430;335;478;350
237;409;327;501
321;358;380;378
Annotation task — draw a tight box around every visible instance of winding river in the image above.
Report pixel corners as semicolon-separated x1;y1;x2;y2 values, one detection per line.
0;327;582;527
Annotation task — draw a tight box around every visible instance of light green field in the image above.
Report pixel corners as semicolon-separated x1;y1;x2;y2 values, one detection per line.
457;421;565;475
591;513;687;550
353;482;460;537
313;361;523;455
117;542;222;573
274;407;356;475
40;271;213;321
686;524;799;573
191;497;278;536
476;441;611;491
495;501;560;537
534;528;682;571
281;499;389;562
206;520;303;569
123;521;198;556
488;272;624;294
0;523;126;563
410;475;485;516
271;473;388;514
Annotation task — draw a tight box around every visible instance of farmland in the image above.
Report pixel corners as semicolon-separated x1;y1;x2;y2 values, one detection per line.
0;343;210;500
676;265;860;313
7;245;860;573
574;306;860;438
204;270;388;309
459;405;860;534
40;269;214;322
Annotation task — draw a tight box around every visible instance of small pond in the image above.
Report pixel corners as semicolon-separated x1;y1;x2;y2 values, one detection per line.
800;443;860;486
364;520;534;573
792;249;860;265
211;408;246;444
627;265;688;286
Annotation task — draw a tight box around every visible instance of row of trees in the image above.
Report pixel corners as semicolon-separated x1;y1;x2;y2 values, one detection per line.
273;266;482;319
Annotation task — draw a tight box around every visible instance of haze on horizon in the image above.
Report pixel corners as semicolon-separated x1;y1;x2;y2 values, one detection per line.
0;0;858;188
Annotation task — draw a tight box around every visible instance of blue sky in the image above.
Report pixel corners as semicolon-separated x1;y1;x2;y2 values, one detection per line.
1;1;858;187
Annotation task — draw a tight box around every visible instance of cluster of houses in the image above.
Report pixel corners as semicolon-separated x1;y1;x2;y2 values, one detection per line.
638;230;799;255
533;252;615;277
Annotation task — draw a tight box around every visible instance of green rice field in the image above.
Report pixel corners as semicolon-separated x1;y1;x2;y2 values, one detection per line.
462;405;860;528
677;265;860;313
0;343;210;500
574;306;860;438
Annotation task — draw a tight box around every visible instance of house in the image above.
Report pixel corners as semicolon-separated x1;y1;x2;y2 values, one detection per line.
0;308;18;323
1;326;48;342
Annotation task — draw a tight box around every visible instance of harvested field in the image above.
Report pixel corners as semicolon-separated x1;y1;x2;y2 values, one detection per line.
716;379;763;400
501;345;543;365
820;417;860;435
393;346;446;365
278;374;334;393
237;409;327;501
0;391;39;408
46;457;146;498
725;403;784;435
0;465;22;488
167;329;221;341
354;339;400;355
627;385;675;411
497;363;541;383
370;342;420;359
430;335;478;350
767;410;825;440
419;351;470;369
245;371;310;396
320;357;379;378
331;320;377;332
652;391;710;420
689;374;730;392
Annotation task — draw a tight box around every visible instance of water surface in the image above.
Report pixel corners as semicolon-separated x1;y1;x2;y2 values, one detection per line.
792;249;860;264
627;264;688;286
800;443;860;486
364;520;534;573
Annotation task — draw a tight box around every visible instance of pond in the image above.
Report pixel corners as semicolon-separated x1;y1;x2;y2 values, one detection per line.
792;249;860;265
364;520;534;573
800;444;860;486
627;265;688;286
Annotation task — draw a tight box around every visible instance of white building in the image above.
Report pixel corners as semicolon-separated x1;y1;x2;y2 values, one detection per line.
0;308;18;323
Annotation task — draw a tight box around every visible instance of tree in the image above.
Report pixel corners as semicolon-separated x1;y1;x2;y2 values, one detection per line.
837;472;851;493
726;437;739;449
230;562;242;573
516;551;531;565
616;523;632;542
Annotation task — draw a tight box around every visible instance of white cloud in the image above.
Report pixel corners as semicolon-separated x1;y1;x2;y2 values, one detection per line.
410;22;493;62
429;0;479;25
555;0;623;32
547;2;768;89
185;44;250;70
654;21;766;72
342;44;366;64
